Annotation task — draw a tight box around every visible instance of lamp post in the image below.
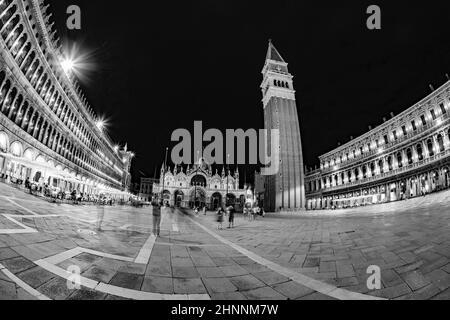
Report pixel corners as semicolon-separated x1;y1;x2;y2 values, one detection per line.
193;150;200;208
160;147;168;204
226;154;230;207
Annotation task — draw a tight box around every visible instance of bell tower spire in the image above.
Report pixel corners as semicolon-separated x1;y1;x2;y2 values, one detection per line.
260;40;306;211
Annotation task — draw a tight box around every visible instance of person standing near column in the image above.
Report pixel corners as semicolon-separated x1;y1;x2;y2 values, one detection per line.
152;200;162;237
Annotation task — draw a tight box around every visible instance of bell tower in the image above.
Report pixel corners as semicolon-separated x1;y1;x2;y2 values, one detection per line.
261;40;306;211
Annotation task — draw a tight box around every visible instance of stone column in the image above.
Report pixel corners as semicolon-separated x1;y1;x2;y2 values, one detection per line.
443;132;450;149
423;140;429;158
405;178;410;199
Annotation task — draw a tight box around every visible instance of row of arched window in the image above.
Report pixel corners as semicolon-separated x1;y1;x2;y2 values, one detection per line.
0;69;121;183
310;131;449;191
321;102;449;170
273;79;289;89
0;1;122;182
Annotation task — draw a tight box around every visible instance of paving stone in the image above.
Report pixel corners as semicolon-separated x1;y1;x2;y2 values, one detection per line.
272;281;315;299
196;267;226;278
0;279;17;300
171;258;194;267
68;288;107;300
211;257;236;267
93;258;128;271
172;266;200;278
16;287;36;300
241;286;287;300
16;266;56;289
210;292;247;300
109;272;143;290
229;275;266;291
395;260;424;274
58;258;93;273
369;283;411;299
145;258;172;277
425;269;450;291
381;269;403;287
37;276;75;300
395;283;441;300
442;263;450;273
336;264;355;278
191;256;216;267
0;248;19;260
296;292;338;300
10;246;43;261
142;276;173;294
82;266;117;283
232;256;256;265
240;263;270;274
419;257;449;274
252;271;290;286
219;265;249;277
319;261;336;273
203;278;238;293
303;257;320;268
173;278;207;294
117;263;146;275
336;277;359;287
432;288;450;300
104;294;131;300
401;271;431;291
1;256;35;274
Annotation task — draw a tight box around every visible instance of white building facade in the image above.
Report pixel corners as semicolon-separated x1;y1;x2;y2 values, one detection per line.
0;0;133;198
306;80;450;210
153;159;246;210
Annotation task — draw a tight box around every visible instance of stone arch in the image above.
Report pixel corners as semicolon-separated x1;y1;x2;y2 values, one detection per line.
226;193;237;206
36;155;46;163
211;192;222;210
10;141;23;157
174;190;184;207
0;131;9;152
190;174;207;187
23;148;35;161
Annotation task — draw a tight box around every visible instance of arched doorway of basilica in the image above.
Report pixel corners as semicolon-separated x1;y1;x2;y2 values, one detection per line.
211;192;222;210
190;188;206;208
226;193;236;207
191;174;207;187
174;190;184;207
443;166;450;189
162;190;171;205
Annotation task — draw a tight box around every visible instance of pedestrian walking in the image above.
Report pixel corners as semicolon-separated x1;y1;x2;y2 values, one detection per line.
217;207;224;230
194;206;199;216
227;205;235;228
152;200;162;237
203;206;207;215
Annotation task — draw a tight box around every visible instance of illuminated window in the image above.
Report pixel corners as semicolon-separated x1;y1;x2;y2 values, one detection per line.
430;109;436;120
420;115;427;126
402;126;407;136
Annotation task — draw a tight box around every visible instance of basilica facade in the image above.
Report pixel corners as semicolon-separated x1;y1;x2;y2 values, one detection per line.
0;0;133;198
153;159;247;210
305;80;450;210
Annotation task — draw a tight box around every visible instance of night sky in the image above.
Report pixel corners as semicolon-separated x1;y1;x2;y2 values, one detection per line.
47;0;450;184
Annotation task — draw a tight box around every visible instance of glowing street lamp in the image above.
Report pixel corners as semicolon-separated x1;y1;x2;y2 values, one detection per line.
61;58;75;73
96;119;105;130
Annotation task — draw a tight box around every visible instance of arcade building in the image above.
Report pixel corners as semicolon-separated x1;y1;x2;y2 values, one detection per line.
0;0;134;198
305;80;450;210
